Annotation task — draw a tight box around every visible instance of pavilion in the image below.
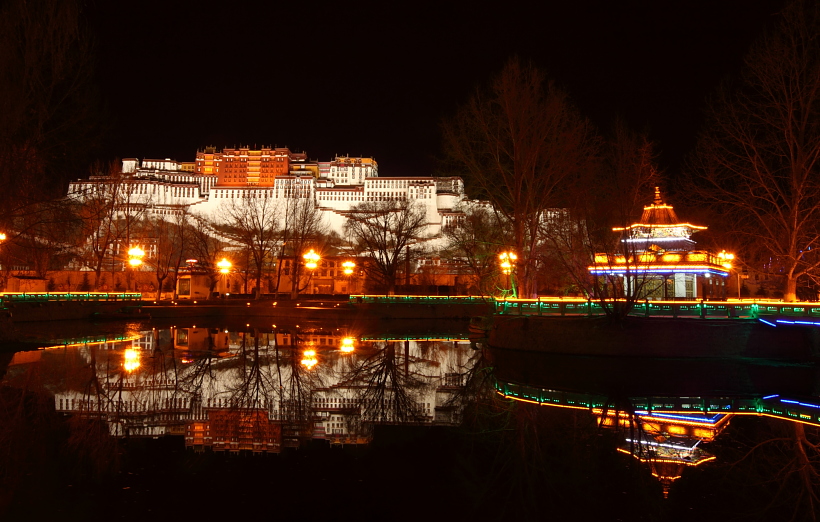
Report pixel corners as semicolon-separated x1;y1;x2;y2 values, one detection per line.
588;188;732;300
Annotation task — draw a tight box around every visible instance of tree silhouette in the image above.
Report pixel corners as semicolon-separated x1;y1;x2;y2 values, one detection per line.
442;57;597;297
344;200;427;294
687;0;820;301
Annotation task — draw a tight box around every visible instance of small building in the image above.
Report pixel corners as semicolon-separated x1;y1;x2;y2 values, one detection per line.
176;272;213;300
6;275;48;292
588;188;732;300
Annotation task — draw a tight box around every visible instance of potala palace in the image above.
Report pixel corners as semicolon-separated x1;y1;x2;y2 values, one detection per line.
67;146;467;240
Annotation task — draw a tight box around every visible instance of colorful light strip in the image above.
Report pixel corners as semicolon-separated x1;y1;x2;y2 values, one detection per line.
588;265;730;276
776;319;820;327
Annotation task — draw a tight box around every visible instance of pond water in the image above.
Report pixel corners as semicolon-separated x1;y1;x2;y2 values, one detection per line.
2;318;819;521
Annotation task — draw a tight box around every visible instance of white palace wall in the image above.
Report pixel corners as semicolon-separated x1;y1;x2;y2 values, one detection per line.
67;158;466;242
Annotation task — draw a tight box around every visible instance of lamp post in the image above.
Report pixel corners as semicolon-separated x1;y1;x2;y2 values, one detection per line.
217;258;232;298
303;249;320;295
499;251;517;298
718;250;736;299
127;246;145;292
342;260;356;294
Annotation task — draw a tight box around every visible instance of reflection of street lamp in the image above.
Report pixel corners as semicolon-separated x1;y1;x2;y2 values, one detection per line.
341;337;355;353
499;251;517;298
301;348;318;369
123;348;140;372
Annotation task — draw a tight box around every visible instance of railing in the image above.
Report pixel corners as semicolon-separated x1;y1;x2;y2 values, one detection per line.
495;380;820;427
349;294;493;305
494;297;820;320
0;291;142;304
350;294;820;320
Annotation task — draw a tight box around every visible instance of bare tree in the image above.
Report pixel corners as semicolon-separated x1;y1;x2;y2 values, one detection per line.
188;213;228;296
147;209;190;301
0;0;103;226
280;197;328;299
686;0;820;301
442;202;508;295
343;200;428;294
71;162;147;290
546;120;660;314
219;193;281;299
442;57;598;297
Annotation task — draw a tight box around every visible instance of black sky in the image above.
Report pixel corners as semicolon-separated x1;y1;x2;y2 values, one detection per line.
89;0;786;178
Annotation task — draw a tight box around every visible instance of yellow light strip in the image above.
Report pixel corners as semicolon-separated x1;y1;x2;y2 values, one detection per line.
612;223;708;231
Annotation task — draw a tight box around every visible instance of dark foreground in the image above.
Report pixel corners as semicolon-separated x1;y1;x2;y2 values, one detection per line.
3;387;818;522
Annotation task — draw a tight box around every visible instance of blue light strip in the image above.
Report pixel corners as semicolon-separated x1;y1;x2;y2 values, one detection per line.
639;412;724;423
759;319;777;327
776;319;820;327
589;267;729;276
780;399;820;410
762;394;779;400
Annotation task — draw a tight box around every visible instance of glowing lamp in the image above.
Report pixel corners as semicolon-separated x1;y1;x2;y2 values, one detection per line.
127;246;145;267
499;251;517;275
718;250;735;269
303;249;320;270
342;260;356;275
301;348;318;369
217;258;232;274
341;337;355;353
123;348;140;372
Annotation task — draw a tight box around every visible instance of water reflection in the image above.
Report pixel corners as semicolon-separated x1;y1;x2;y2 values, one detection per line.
3;319;820;519
489;346;820;502
20;322;476;450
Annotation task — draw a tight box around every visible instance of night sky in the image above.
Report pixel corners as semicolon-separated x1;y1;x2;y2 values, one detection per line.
89;0;786;178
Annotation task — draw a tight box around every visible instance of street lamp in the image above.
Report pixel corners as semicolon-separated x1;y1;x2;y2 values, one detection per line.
342;260;355;275
499;251;517;298
127;246;145;292
303;249;320;294
303;249;320;270
217;258;232;297
718;250;738;298
342;260;356;294
128;246;145;267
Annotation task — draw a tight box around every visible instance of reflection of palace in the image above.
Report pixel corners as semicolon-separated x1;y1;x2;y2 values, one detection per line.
40;325;474;451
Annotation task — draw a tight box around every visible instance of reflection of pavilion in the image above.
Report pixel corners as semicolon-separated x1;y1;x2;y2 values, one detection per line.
598;410;730;497
497;381;733;496
589;188;731;299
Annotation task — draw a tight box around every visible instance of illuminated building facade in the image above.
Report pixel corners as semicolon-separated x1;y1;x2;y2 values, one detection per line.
588;188;732;299
194;146;308;186
69;147;465;240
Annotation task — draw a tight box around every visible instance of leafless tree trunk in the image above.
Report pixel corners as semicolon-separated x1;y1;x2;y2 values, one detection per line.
344;200;427;295
442;57;597;297
686;0;820;301
219;194;281;299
